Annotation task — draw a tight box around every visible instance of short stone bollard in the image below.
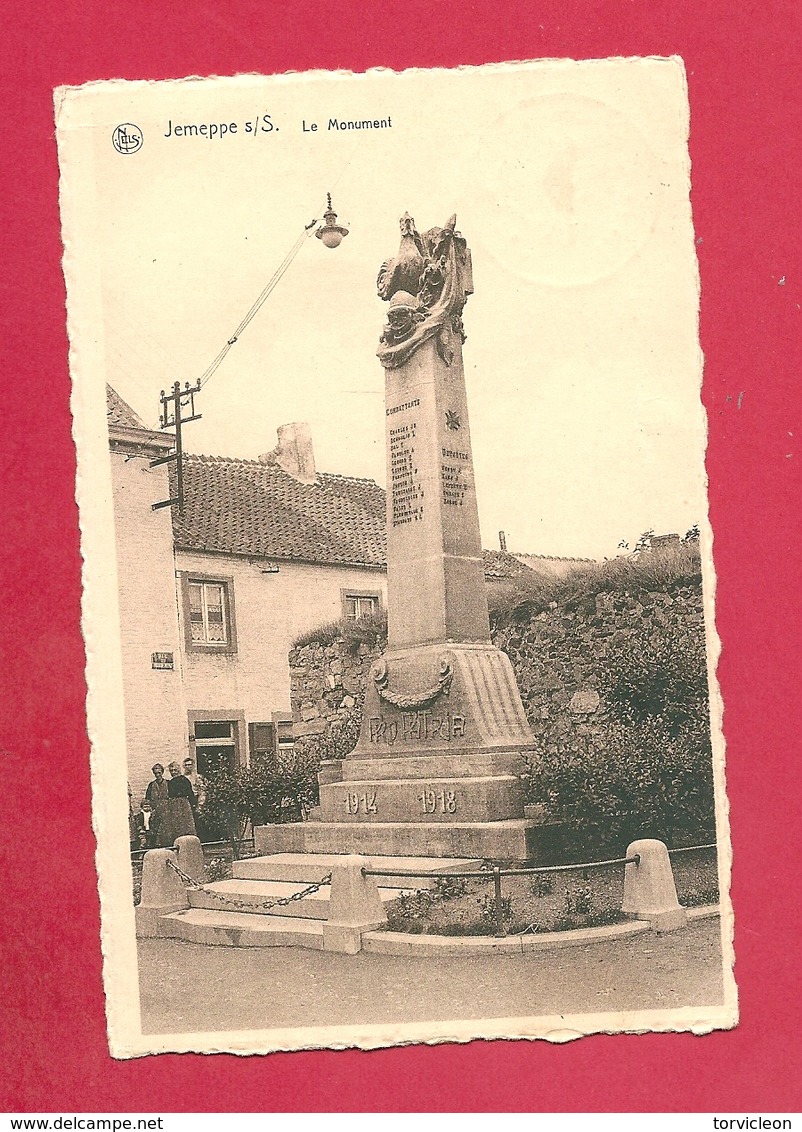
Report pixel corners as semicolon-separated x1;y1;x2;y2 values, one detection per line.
135;848;189;938
175;835;205;884
622;839;688;933
323;855;387;954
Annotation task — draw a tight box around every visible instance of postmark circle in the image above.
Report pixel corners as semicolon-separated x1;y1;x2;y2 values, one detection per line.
470;93;663;287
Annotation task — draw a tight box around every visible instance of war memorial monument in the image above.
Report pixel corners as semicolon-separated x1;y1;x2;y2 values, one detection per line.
257;212;542;862
136;213;699;970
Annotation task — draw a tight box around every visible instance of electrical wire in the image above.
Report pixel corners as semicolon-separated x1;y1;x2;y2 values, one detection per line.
198;214;320;389
190;135;364;394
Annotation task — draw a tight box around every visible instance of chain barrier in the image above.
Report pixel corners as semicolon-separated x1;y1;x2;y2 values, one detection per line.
131;837;255;862
166;857;332;915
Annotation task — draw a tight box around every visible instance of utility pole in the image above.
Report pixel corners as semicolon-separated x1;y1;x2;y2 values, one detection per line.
151;379;202;513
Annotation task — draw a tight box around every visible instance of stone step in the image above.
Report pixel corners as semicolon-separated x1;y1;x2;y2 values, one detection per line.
187;878;405;920
233;852;482;888
159;907;325;949
254;818;542;860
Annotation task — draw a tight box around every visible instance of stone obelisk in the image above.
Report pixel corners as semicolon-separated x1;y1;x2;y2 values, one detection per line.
312;213;540;860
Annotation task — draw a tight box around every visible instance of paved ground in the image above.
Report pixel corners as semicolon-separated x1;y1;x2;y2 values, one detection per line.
138;918;725;1035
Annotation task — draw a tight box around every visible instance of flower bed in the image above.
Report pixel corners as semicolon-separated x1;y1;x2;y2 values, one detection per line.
385;847;719;937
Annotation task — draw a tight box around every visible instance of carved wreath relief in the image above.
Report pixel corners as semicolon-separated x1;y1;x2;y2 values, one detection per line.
367;658;466;748
372;656;453;709
377;213;473;368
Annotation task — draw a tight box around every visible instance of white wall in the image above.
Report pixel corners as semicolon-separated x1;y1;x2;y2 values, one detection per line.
175;550;387;754
110;445;188;802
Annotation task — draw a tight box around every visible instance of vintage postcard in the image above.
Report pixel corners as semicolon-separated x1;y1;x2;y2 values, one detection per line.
55;57;736;1057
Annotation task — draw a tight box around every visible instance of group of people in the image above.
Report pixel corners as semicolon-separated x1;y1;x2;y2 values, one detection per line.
128;757;206;851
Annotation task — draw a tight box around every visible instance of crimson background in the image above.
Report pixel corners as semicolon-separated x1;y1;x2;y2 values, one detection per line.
1;0;800;1113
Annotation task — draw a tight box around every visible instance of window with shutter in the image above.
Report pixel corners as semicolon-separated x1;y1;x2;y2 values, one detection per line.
180;574;237;653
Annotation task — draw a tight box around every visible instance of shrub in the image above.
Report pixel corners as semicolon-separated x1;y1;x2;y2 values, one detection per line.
434;875;468;901
292;611;388;653
388;889;438;933
292;620;343;649
201;750;321;851
602;624;709;733
522;592;715;855
530;874;554;898
527;715;715;855
489;532;702;623
204;856;229;883
563;884;593;916
478;891;512;928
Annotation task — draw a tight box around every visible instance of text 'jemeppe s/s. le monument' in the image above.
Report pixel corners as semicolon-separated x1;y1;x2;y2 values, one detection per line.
259;213;543;860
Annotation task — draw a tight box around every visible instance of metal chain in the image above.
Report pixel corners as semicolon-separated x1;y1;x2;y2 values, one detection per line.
166;859;332;915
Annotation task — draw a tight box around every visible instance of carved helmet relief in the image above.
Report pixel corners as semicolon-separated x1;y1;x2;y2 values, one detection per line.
377;212;473;369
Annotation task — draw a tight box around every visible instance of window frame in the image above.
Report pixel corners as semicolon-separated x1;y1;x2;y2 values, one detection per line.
179;572;238;654
188;709;246;773
341;588;382;623
249;713;294;768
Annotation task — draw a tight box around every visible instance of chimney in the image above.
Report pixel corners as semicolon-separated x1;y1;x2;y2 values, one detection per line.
498;530;507;552
259;422;317;484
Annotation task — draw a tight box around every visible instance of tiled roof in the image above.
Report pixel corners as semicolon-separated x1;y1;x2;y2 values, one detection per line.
172;454;388;568
515;551;595;565
107;385;529;573
171;452;528;577
106;385;147;430
481;549;532;580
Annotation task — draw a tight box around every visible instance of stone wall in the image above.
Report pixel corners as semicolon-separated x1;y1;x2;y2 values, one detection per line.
288;581;706;758
492;583;706;752
289;638;381;753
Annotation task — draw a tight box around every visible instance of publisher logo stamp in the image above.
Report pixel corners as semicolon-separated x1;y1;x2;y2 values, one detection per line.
112;123;143;154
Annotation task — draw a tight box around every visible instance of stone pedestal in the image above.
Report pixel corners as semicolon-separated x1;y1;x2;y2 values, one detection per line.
135;848;189;938
318;640;534;843
622;839;688;932
322;856;388;953
175;835;205;883
255;819;543;861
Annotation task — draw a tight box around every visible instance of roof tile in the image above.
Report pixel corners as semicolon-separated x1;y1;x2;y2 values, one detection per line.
172;454;387;568
106;385;147;430
170;453;527;579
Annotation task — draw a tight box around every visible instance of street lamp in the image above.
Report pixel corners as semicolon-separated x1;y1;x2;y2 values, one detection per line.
316;192;349;249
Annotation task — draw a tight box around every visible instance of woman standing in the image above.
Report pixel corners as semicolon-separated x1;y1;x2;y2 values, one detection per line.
145;763;170;847
159;760;197;846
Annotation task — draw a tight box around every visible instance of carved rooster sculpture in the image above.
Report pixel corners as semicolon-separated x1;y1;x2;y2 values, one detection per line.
377;213;426;302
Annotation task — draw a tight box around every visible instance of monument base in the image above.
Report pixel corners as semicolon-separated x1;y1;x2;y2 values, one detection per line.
274;641;542;861
319;774;524;824
350;641;534;762
254;817;547;861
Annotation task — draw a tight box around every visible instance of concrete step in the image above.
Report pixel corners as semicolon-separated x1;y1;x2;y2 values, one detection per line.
232;852;482;888
159;907;325;949
254;819;541;860
187;878;405;920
